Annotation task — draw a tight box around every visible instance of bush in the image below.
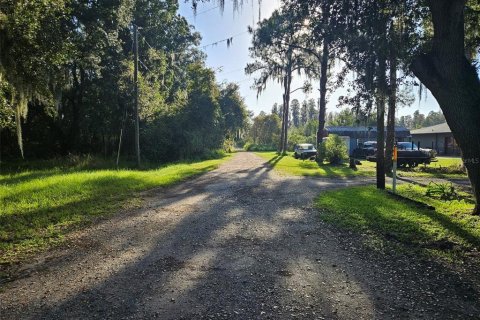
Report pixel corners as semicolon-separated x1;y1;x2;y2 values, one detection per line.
244;143;277;152
323;134;348;165
419;164;466;175
223;138;235;153
316;143;326;163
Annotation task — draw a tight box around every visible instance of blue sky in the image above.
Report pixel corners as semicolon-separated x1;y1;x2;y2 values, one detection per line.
178;0;441;118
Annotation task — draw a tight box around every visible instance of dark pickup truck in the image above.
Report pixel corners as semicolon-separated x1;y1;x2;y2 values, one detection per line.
364;142;434;168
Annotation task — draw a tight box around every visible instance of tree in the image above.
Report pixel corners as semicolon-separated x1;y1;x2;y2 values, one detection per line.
409;0;480;214
219;83;248;140
300;100;308;125
0;0;71;157
249;113;281;146
307;99;318;121
412;110;426;129
1;0;234;164
271;103;279;117
423;111;446;127
246;9;309;154
291;99;301;127
326;109;356;126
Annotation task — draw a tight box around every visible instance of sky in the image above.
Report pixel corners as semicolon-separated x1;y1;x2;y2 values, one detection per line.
178;0;442;118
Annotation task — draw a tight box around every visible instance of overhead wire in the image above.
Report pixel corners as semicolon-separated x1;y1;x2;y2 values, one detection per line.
186;5;222;19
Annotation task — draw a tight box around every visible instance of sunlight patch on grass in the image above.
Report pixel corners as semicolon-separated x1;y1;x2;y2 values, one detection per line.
314;185;479;260
255;152;376;178
0;156;229;263
397;157;466;179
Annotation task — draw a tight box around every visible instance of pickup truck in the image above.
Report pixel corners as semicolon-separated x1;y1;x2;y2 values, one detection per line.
366;142;434;168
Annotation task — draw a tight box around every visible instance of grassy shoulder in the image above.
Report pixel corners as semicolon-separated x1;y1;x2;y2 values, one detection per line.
397;157;466;179
255;152;376;178
314;185;479;260
0;155;230;264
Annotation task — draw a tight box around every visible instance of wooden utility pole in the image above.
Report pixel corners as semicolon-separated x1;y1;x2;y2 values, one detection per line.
133;24;141;167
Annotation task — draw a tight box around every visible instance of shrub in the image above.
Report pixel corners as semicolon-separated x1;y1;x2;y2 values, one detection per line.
323;134;348;165
223;138;235;153
244;143;277;152
419;164;466;175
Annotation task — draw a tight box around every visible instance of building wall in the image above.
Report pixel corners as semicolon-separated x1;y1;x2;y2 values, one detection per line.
411;133;460;155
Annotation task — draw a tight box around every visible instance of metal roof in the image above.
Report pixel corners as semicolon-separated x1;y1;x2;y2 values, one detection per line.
326;126;410;133
410;122;451;135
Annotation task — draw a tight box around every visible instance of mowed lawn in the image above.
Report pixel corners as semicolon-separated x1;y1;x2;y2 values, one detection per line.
315;185;479;260
255;152;376;178
397;156;466;178
0;157;229;263
256;152;467;180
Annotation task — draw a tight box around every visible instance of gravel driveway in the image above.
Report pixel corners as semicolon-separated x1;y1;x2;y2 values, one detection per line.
0;152;479;319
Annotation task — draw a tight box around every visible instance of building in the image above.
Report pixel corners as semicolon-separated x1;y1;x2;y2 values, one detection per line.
325;126;411;155
411;122;459;155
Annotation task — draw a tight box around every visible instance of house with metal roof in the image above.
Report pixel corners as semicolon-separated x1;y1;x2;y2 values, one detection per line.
411;122;459;155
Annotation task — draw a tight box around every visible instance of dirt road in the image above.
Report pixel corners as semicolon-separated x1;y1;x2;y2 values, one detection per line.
1;152;478;319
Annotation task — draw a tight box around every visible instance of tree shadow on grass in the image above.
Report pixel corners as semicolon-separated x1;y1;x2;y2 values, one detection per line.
0;165;219;261
1;156;479;319
319;188;480;251
266;154;285;168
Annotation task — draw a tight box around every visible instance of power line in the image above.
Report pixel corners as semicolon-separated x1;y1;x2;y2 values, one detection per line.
200;30;249;50
187;5;221;19
138;5;222;31
137;27;250;54
220;67;246;75
138;59;151;72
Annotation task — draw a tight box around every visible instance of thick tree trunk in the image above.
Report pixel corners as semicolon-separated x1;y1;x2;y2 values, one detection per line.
376;56;387;189
385;43;397;175
316;39;329;149
411;0;480;215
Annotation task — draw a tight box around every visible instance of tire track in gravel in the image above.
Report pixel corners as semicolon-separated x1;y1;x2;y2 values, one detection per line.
0;152;479;319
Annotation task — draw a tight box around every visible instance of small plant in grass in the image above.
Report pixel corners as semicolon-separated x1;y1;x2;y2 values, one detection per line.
323;134;348;165
425;182;458;201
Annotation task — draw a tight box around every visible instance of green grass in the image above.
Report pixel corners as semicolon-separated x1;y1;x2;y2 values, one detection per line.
397;156;466;179
433;157;463;167
255;152;376;178
0;156;230;264
314;185;479;260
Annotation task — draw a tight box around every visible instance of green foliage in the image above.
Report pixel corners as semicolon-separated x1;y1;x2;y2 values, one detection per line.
397;157;467;179
223;138;235;153
418;163;466;175
219;83;248;138
316;142;326;163
248;112;281;147
397;110;446;129
426;182;458;201
0;0;245;164
255;151;376;177
323;134;348;165
315;185;479;259
0;155;229;263
244;143;277;152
